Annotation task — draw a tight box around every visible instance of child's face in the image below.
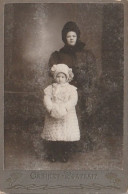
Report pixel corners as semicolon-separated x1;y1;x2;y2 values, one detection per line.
66;31;77;46
55;73;67;84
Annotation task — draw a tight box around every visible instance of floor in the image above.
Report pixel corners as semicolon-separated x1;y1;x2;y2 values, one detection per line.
4;126;123;170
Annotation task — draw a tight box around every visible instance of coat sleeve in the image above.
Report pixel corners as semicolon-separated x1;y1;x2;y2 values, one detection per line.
85;50;98;115
86;50;97;94
65;87;78;111
43;86;53;113
49;51;60;67
48;51;60;76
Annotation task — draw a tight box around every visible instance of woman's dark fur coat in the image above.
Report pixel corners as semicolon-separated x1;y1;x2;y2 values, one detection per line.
48;42;98;131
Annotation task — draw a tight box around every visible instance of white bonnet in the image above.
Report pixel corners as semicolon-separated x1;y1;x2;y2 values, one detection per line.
51;64;74;82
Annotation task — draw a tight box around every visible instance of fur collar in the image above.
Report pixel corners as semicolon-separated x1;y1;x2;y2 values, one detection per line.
60;41;85;55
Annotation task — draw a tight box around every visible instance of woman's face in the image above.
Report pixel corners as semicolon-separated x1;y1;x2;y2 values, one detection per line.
55;73;67;84
66;31;77;46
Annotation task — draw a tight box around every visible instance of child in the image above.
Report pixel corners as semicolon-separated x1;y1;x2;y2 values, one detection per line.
41;64;80;162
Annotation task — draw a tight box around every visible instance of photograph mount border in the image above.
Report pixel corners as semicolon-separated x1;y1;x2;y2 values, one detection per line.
0;0;128;193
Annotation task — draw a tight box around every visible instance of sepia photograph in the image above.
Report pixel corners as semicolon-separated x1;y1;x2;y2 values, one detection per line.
1;1;128;193
4;2;124;170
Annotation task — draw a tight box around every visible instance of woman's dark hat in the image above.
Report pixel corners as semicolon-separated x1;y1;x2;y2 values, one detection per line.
62;21;81;44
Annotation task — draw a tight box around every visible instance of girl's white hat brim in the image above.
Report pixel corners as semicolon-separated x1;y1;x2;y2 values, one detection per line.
51;64;74;82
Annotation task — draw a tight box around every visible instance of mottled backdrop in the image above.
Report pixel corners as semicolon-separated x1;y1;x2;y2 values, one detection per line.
4;3;124;170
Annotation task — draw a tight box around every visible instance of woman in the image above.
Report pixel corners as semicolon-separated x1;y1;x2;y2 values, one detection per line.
48;21;97;143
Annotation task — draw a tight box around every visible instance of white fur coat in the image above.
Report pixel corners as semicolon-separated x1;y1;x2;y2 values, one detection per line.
41;83;80;141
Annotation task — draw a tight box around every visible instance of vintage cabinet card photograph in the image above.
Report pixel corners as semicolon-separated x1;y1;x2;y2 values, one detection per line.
0;0;128;193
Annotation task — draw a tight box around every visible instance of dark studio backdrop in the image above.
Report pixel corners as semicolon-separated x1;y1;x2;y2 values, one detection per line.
4;3;124;169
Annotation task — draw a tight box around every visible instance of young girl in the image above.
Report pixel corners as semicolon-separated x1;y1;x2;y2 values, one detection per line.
41;64;80;162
